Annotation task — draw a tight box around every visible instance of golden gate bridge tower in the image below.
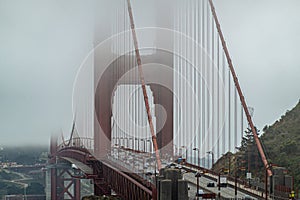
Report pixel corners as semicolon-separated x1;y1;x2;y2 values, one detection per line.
46;0;294;199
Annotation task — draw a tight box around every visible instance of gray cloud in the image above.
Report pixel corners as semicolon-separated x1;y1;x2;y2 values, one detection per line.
0;0;299;145
0;0;94;145
215;0;300;129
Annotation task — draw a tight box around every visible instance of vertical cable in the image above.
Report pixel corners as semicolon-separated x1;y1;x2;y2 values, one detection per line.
191;0;194;164
234;87;238;152
228;64;231;153
124;0;129;149
208;0;272;176
179;0;183;155
125;2;130;150
193;0;196;164
118;12;121;146
85;88;87;145
186;0;190;163
200;0;204;167
173;0;177;157
115;3;118;150
217;28;220;159
186;0;189;162
174;0;178;156
222;53;226;155
131;12;135;151
206;0;210;168
190;0;194;164
189;0;192;162
118;4;121;149
125;0;132;149
194;0;197;166
114;5;118;150
177;0;180;157
128;9;132;150
183;0;187;160
125;2;128;149
123;5;126;149
126;0;162;170
197;0;201;167
241;104;244;142
201;0;206;168
133;31;136;151
211;6;215;163
117;5;120;149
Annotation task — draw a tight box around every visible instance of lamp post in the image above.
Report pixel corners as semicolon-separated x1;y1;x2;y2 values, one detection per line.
218;172;221;198
207;151;214;169
146;139;151;153
235;156;238;199
193;148;200;167
195;171;202;200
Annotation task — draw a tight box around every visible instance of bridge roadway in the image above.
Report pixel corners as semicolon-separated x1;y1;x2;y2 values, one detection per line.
107;148;265;199
183;165;267;199
184;172;251;199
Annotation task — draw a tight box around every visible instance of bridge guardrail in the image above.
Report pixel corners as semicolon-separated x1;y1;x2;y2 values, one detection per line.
58;137;94;152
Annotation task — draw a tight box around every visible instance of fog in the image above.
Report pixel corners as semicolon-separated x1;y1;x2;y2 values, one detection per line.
0;0;299;145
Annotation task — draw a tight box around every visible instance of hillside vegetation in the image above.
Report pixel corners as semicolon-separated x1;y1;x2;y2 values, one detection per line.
261;99;300;190
213;99;300;192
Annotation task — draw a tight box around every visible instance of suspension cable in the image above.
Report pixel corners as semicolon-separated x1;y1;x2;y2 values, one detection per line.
208;0;272;176
126;0;162;171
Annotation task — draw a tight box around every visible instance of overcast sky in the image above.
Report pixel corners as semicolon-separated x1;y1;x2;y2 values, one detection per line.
0;0;299;146
215;0;300;129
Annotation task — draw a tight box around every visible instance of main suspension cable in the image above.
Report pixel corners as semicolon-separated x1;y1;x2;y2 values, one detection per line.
208;0;272;176
126;0;162;171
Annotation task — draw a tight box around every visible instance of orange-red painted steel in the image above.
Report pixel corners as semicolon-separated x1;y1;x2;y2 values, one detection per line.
53;139;156;199
126;0;162;171
102;161;156;200
208;0;272;177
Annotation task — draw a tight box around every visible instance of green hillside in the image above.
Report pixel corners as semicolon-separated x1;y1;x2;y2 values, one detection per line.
213;99;300;193
261;99;300;191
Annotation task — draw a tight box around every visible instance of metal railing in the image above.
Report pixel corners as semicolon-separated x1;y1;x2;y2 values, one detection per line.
58;137;94;152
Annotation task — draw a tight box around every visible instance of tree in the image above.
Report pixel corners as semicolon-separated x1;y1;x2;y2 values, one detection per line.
236;127;264;178
27;182;45;195
6;185;23;195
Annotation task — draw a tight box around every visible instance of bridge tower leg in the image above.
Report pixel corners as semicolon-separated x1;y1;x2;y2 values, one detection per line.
50;166;57;199
75;178;81;199
55;163;82;200
49;135;58;200
89;160;111;196
48;136;82;200
94;52;174;159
